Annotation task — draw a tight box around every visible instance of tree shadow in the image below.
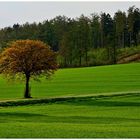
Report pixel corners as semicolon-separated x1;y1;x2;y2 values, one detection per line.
0;112;45;117
0;112;46;123
0;112;139;124
59;97;140;107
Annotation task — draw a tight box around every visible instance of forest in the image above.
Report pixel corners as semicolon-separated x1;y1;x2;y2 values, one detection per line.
0;5;139;67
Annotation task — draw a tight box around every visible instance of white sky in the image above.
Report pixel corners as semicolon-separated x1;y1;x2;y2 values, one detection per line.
0;1;140;28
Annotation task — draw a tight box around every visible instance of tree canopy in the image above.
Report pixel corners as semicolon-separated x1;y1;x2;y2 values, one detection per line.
0;6;139;67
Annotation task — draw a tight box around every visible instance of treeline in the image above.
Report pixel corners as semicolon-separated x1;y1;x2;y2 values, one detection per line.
0;6;140;67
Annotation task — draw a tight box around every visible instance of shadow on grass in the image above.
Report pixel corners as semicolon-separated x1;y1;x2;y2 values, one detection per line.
0;112;46;123
0;112;140;124
0;112;45;117
0;92;139;107
59;97;140;107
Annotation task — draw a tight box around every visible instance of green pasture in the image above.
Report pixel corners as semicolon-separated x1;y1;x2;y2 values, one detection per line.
0;63;140;138
0;94;140;138
0;62;140;100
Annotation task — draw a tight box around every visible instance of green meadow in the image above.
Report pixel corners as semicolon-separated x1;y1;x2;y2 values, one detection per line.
0;62;140;100
0;94;140;138
0;62;140;138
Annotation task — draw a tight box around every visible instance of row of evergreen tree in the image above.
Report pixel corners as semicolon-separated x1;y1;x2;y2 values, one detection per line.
0;6;140;67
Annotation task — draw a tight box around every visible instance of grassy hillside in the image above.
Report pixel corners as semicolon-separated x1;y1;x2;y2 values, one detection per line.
0;62;140;100
0;63;140;138
0;94;140;138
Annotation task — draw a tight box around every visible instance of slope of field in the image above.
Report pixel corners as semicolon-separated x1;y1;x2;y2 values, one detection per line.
0;63;140;138
0;94;140;138
0;63;140;100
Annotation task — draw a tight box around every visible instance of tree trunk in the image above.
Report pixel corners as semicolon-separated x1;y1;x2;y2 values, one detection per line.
24;74;31;98
79;54;81;66
85;49;88;66
69;52;73;66
122;32;125;48
113;39;117;64
129;32;132;47
101;31;104;48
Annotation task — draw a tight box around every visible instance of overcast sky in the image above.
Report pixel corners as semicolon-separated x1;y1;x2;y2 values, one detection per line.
0;1;140;28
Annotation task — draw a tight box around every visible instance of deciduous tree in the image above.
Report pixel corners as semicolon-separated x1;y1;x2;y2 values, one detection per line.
0;40;58;98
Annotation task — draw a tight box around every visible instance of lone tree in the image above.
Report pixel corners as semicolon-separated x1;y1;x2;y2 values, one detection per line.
0;40;58;98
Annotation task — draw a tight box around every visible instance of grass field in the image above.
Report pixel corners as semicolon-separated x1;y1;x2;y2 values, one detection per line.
0;94;140;138
0;62;140;100
0;62;140;138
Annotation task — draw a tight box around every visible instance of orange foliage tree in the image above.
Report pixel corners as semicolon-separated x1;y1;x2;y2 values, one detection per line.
0;40;58;98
